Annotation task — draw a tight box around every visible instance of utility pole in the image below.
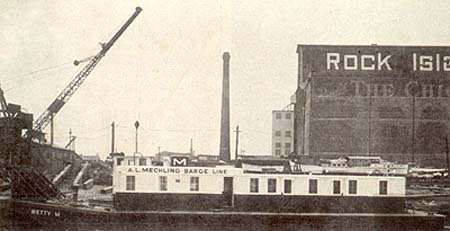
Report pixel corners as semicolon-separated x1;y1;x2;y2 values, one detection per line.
69;129;72;149
72;136;76;152
50;115;54;145
446;135;450;177
411;95;416;163
134;121;140;154
65;129;76;151
134;121;140;165
234;125;241;161
111;122;115;154
158;146;161;161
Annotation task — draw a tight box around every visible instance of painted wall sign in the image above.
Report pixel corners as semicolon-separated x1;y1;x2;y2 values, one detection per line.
325;52;450;72
171;156;188;166
126;167;230;175
313;78;450;98
298;45;450;80
31;209;60;217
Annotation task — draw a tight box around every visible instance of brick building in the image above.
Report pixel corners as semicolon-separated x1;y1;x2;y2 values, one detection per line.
272;109;294;157
294;45;450;168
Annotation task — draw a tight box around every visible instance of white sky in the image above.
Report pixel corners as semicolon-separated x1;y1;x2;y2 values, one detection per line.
1;0;450;159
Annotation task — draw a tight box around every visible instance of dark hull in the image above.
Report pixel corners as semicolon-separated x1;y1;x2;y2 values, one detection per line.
9;200;445;231
114;192;405;213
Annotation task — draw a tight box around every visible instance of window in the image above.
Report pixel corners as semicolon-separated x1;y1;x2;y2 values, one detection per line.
285;113;291;119
285;131;291;137
117;158;123;166
159;176;167;191
126;176;135;191
285;142;291;149
250;178;259;193
284;179;292;194
268;179;277;193
333;180;341;194
275;149;281;156
275;142;281;148
349;180;357;194
276;113;281;119
309;179;318;194
285;149;290;155
190;177;199;191
275;131;281;137
139;158;147;166
128;159;135;166
379;180;388;195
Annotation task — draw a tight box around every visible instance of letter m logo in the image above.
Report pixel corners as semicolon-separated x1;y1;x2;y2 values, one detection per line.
171;157;188;166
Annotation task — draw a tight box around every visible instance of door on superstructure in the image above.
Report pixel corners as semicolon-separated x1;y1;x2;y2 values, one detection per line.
223;177;234;207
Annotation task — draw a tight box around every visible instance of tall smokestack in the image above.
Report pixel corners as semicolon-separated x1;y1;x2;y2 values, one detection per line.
219;52;231;162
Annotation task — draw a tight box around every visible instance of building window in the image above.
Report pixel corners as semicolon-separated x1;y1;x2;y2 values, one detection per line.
309;179;318;194
285;149;290;155
275;149;281;156
285;113;291;119
117;158;123;166
190;177;199;191
268;178;277;193
349;180;357;194
333;180;341;194
126;176;135;191
159;176;168;191
285;142;291;149
250;178;259;193
275;130;281;137
275;142;281;148
284;179;292;194
379;180;388;195
128;159;135;166
285;131;291;137
139;158;147;166
276;113;281;119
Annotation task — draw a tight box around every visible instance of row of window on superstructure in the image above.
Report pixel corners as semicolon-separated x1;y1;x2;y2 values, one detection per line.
250;178;388;195
125;176;388;195
126;175;200;192
117;158;148;166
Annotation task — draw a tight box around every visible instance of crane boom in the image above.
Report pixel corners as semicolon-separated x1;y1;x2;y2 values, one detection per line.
32;7;142;134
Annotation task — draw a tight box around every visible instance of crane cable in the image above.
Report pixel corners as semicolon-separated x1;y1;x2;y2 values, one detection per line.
3;61;75;92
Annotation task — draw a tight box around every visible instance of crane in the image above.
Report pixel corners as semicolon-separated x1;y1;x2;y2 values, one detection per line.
0;86;29;120
29;7;143;141
0;87;11;118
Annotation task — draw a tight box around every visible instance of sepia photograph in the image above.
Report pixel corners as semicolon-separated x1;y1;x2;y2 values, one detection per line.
1;1;450;230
